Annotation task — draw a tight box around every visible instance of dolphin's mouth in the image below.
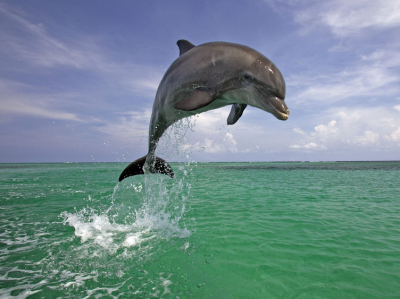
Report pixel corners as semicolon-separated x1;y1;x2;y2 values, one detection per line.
256;87;289;120
269;96;289;120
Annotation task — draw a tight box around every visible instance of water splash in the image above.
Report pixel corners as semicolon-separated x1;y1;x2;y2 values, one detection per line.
61;168;192;256
58;119;191;272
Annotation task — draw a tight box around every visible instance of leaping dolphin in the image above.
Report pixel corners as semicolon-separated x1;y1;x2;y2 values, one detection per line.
119;40;289;181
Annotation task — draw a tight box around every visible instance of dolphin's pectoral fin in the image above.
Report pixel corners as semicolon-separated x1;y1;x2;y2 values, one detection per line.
177;40;195;56
227;103;247;125
119;156;174;181
173;87;216;111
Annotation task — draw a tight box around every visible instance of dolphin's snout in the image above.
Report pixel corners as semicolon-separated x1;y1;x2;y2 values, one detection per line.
255;86;289;120
269;96;289;120
270;96;288;113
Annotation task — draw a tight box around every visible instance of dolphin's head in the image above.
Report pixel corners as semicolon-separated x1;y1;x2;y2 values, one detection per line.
240;55;289;120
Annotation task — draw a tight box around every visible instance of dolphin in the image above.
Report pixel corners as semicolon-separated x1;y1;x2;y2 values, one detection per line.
119;40;289;181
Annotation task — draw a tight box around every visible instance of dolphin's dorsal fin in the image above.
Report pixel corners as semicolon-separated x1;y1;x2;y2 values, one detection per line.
174;87;216;111
177;40;195;56
227;104;247;125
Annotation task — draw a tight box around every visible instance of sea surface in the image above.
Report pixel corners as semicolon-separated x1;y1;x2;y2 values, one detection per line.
1;161;400;298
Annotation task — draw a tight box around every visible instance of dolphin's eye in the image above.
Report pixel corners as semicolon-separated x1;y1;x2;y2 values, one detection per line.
243;74;251;80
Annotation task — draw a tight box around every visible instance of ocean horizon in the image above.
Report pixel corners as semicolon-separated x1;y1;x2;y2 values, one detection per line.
2;160;400;164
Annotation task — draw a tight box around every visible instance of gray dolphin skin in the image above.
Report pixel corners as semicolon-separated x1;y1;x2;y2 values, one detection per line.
119;40;289;181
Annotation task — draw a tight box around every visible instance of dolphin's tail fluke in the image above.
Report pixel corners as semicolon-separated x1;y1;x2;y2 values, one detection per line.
119;155;174;182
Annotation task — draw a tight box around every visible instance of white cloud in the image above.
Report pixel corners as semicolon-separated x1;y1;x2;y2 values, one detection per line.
290;120;336;150
293;0;400;37
182;132;239;154
386;126;400;143
289;62;399;104
284;1;400;107
313;120;337;139
181;138;223;154
185;108;281;155
192;107;230;133
98;109;151;142
352;131;380;145
290;106;400;152
0;98;83;122
95;107;245;159
0;79;84;122
0;4;162;97
322;1;400;36
290;142;327;150
0;4;103;69
394;105;400;112
223;132;238;153
202;138;225;153
293;127;306;135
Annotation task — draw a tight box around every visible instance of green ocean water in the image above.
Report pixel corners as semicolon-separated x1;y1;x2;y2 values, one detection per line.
1;161;400;298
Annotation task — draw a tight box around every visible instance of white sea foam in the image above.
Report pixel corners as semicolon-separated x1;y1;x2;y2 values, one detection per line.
61;201;191;254
61;165;192;255
56;175;191;298
59;270;99;288
82;278;133;299
0;279;46;299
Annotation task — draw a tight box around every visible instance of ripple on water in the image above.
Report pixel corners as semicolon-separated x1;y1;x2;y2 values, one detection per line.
1;162;400;298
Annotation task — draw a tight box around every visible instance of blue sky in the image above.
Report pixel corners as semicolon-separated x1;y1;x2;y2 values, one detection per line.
1;0;400;163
